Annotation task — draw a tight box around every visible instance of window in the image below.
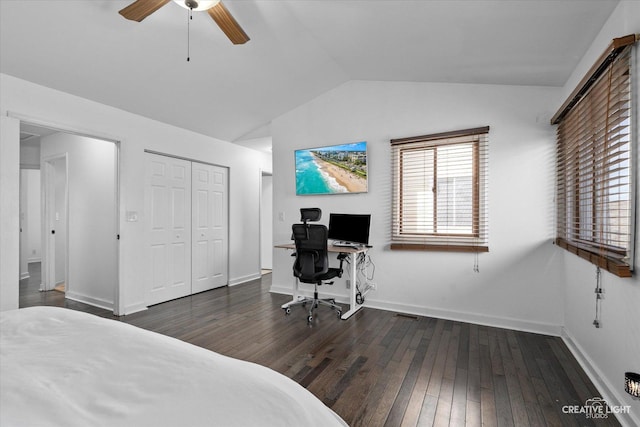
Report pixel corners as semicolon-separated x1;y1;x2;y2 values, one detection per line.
390;126;489;251
552;35;637;277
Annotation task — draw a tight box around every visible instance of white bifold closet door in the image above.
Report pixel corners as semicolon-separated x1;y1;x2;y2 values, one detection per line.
191;162;228;293
146;154;192;305
145;153;228;306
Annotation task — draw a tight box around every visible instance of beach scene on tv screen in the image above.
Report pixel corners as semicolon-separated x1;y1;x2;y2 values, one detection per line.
295;141;368;195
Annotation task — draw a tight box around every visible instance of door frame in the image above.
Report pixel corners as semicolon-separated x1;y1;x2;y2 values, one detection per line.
9;112;122;314
258;169;273;273
42;153;69;293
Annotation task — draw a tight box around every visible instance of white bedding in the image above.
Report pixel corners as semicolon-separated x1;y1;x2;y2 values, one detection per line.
0;306;347;427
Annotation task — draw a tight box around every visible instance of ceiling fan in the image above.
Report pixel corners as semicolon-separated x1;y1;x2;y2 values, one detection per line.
119;0;250;45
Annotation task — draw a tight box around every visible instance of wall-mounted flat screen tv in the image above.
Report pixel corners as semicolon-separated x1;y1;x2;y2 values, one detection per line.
295;141;368;195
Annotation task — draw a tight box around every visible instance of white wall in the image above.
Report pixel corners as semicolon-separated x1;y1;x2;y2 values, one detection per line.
20;143;40;168
25;170;41;263
19;170;29;280
19;168;42;281
41;134;116;308
271;79;565;334
18;144;42;279
52;155;67;286
555;2;640;425
0;74;272;314
0;116;19;312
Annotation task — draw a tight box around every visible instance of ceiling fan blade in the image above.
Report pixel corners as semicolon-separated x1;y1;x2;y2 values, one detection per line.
207;1;250;45
119;0;171;22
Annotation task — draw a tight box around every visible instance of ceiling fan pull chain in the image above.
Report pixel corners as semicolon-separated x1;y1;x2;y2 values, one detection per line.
186;7;192;62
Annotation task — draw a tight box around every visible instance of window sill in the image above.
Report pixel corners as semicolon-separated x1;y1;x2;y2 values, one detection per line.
555;238;632;278
390;243;489;253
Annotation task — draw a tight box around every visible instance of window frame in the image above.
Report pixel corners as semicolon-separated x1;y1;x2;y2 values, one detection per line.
390;126;489;252
552;35;637;277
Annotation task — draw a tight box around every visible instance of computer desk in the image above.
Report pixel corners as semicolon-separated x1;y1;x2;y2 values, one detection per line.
275;243;371;320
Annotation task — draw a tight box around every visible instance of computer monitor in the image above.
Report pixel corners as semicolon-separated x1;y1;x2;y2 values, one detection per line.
328;213;371;245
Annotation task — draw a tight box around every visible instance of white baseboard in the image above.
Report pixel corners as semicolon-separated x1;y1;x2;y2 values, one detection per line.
64;291;113;312
561;328;639;427
229;272;261;286
270;283;561;336
366;298;562;336
121;303;148;316
20;272;30;280
27;257;41;264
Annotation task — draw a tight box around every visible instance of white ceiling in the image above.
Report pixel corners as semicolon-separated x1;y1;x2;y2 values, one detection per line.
0;0;618;146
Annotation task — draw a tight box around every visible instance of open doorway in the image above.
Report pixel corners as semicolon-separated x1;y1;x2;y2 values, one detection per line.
260;171;273;275
18;121;120;313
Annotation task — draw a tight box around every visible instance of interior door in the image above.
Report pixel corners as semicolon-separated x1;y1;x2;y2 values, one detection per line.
191;163;228;293
145;153;192;305
42;154;68;292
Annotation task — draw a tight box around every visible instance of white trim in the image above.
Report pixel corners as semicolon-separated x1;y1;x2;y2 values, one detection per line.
629;43;639;271
65;291;113;312
561;327;639;427
7;111;121;144
229;272;261;286
270;282;562;335
258;170;263;274
122;303;148;316
11;112;123;315
1;116;21;311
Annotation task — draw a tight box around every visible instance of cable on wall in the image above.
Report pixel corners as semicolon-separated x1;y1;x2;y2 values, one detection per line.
593;266;603;328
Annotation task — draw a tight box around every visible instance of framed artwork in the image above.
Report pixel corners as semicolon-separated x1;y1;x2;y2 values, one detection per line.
295;141;368;195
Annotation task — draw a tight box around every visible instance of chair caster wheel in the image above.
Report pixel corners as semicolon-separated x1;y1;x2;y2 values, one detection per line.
284;307;291;315
307;315;313;323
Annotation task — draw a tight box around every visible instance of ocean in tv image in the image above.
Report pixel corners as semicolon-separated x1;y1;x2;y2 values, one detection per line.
295;141;368;195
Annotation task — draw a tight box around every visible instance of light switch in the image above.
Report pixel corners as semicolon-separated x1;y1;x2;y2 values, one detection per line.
126;211;139;222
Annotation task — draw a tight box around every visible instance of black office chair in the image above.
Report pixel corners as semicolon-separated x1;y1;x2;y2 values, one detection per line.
284;208;345;323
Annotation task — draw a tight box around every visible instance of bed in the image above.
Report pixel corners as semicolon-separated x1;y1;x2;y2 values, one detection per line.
0;306;347;427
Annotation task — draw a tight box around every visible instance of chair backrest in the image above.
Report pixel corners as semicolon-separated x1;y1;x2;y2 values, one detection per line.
292;222;330;283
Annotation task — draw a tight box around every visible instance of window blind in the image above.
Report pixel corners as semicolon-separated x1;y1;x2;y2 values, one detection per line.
390;127;489;252
554;41;635;277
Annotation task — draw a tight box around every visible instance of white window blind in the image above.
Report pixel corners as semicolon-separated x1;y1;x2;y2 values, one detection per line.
553;37;637;277
390;127;489;252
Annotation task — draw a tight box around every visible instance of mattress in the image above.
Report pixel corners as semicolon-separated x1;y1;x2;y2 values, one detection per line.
0;306;347;426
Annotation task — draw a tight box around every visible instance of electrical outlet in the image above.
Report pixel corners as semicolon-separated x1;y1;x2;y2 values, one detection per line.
346;279;350;289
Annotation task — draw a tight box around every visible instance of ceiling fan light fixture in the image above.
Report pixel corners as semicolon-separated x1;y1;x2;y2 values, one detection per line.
172;0;220;11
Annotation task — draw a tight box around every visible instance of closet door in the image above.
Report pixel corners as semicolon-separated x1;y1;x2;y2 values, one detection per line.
145;153;192;305
192;163;228;293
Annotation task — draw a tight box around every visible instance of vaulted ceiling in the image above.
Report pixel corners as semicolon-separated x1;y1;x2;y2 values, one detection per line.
0;0;618;145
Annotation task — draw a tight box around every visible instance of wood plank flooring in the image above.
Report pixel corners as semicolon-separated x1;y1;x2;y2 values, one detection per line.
19;263;620;426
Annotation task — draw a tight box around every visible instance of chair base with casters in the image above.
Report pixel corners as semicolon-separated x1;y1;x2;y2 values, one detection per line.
283;284;342;323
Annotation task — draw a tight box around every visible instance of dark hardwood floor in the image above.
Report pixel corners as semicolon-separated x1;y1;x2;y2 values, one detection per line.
19;263;620;426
